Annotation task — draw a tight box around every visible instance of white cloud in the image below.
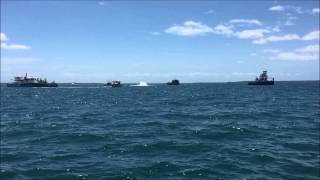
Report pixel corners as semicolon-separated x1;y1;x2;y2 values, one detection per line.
252;38;267;44
295;44;319;53
235;29;270;39
312;8;320;14
165;21;213;36
284;20;294;26
254;30;320;44
151;32;160;35
287;6;303;14
272;52;316;61
123;72;258;78
123;72;223;78
164;20;318;49
253;34;300;44
0;33;8;41
98;2;105;6
263;49;280;53
2;57;41;65
284;14;297;26
229;19;263;26
213;24;234;36
301;30;320;40
0;33;31;50
205;10;214;14
269;5;303;13
270;44;319;61
266;34;300;41
271;26;281;32
269;5;301;26
231;72;256;76
1;43;31;50
213;24;278;41
269;5;285;11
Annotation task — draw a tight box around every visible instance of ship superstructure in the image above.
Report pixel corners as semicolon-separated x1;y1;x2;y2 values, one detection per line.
7;73;58;87
248;71;274;85
105;80;121;87
167;79;180;85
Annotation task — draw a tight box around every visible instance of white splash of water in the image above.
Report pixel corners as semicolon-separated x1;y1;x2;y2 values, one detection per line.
131;82;149;87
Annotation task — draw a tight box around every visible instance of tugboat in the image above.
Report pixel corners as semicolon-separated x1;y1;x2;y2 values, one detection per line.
248;71;274;85
167;79;180;85
105;80;121;87
7;73;58;87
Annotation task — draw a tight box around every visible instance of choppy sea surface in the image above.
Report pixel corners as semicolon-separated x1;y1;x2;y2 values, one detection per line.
1;82;319;179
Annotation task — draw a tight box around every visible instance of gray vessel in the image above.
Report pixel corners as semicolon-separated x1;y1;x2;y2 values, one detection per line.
167;79;180;85
7;73;58;87
248;71;274;85
105;80;121;87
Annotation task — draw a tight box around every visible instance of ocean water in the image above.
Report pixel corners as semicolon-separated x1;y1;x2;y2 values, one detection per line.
0;82;319;180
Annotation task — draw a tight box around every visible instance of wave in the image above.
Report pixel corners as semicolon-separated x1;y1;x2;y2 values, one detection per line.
131;82;149;87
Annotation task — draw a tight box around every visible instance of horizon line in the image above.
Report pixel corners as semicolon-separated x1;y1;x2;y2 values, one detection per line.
1;80;319;84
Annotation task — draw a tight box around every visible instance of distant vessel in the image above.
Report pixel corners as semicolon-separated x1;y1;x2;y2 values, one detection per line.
131;82;149;87
105;80;121;87
248;71;274;85
105;81;112;86
7;73;58;87
167;79;180;85
71;82;78;86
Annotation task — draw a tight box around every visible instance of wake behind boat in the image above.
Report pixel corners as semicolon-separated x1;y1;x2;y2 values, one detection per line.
71;82;78;86
7;73;58;87
131;82;149;87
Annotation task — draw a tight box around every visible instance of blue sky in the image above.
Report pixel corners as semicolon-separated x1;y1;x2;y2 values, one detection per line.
1;1;319;83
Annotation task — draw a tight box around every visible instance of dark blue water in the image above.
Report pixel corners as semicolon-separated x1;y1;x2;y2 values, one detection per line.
1;82;319;179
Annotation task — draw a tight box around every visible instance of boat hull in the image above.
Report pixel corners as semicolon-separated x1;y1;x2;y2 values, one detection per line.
248;81;274;85
7;83;58;87
111;84;121;87
167;83;179;85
